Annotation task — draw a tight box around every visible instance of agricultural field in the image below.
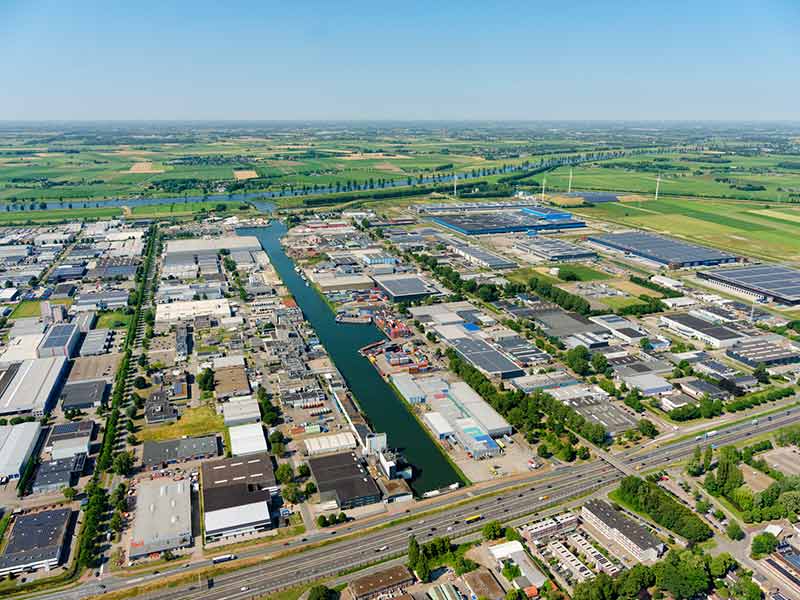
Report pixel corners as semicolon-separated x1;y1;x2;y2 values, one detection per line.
530;151;800;203
573;197;800;262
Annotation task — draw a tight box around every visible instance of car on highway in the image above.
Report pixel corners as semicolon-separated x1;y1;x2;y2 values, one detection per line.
376;545;388;552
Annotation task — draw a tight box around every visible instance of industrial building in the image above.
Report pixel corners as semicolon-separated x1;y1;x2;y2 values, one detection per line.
448;242;517;270
659;313;746;348
72;290;129;312
304;432;358;456
348;565;414;600
514;237;597;262
698;264;800;305
588;231;737;268
60;379;107;410
44;421;94;456
142;435;219;468
390;372;426;404
726;338;800;368
37;323;80;358
229;423;268;456
222;395;261;426
431;210;586;235
581;499;663;563
450;337;524;379
308;452;381;510
129;479;193;559
201;453;278;543
32;453;85;494
214;365;251;400
155;299;232;323
0;422;41;481
0;508;73;576
373;274;435;302
0;357;68;416
78;328;113;357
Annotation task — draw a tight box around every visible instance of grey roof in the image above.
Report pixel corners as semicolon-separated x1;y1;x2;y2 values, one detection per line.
142;436;219;466
450;337;525;378
40;323;77;350
60;380;107;409
308;452;381;506
583;499;660;551
589;231;737;266
201;453;276;512
700;264;800;304
0;508;71;571
517;236;597;261
32;454;85;491
374;276;431;299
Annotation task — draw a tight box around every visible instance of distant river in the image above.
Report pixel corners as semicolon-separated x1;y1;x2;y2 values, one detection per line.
239;221;463;495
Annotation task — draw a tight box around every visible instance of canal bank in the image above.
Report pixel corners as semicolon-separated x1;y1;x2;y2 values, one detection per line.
239;221;464;495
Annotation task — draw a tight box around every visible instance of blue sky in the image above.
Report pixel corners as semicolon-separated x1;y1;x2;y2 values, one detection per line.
1;0;798;120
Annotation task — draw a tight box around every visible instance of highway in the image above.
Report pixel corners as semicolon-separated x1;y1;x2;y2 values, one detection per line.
28;406;799;600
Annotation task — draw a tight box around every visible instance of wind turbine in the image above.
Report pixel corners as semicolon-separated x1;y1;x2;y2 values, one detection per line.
541;177;546;203
568;168;573;194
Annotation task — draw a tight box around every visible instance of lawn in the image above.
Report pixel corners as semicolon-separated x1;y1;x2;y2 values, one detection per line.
138;405;225;442
599;296;647;311
96;309;132;329
553;264;610;281
507;266;559;286
10;298;72;319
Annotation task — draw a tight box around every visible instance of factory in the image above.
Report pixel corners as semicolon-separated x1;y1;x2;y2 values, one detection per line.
588;231;737;268
155;298;232;323
141;435;219;468
201;453;278;543
698;264;800;305
659;313;747;348
0;422;41;481
373;274;436;302
129;479;193;559
308;451;381;510
37;323;80;358
72;290;129;312
514;236;597;262
726;338;800;368
222;395;262;426
59;380;107;411
448;242;517;270
78;328;114;357
430;209;586;235
229;423;268;456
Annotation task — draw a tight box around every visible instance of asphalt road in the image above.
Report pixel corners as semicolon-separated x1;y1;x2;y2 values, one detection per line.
30;406;800;600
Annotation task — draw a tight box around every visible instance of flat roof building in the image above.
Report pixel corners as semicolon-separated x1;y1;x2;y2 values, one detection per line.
201;453;277;543
514;237;597;262
727;338;800;368
699;264;800;305
129;479;192;559
142;435;218;468
308;452;381;510
229;423;268;456
214;365;251;400
0;508;72;576
222;396;261;427
581;499;663;563
155;299;231;323
373;274;435;301
60;379;107;410
660;313;746;348
588;231;737;268
37;323;80;358
0;357;68;416
0;422;41;481
349;565;414;600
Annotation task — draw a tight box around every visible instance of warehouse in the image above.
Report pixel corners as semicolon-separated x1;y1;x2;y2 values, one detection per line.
308;452;381;510
155;299;231;323
312;273;374;293
79;328;113;357
0;357;68;416
214;365;251;400
142;435;218;468
165;236;261;257
698;264;800;305
0;508;73;576
450;337;524;379
449;243;517;270
201;453;277;543
726;338;800;368
0;422;41;481
229;423;268;456
60;379;107;410
37;323;80;358
588;231;737;268
431;211;586;235
348;565;414;600
0;333;44;362
373;274;435;302
222;395;261;426
448;381;512;437
390;373;426;404
45;421;94;455
514;236;597;262
129;479;193;559
32;453;85;494
660;313;746;348
304;432;357;456
424;411;455;439
72;290;129;312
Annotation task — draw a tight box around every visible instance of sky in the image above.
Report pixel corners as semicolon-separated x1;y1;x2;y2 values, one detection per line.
1;0;798;121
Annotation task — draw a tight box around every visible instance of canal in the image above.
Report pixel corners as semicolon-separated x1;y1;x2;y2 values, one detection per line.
239;222;463;495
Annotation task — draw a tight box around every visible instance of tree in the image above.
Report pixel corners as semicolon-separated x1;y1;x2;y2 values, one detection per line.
416;556;431;582
482;520;504;541
638;419;658;438
577;446;591;460
501;562;521;581
703;445;713;472
269;430;285;444
307;585;335;600
283;483;301;504
110;511;124;533
298;463;311;478
112;451;134;477
275;463;294;484
133;375;148;389
537;443;551;458
317;515;329;528
752;363;770;384
731;575;762;600
304;482;317;496
63;487;77;501
407;535;420;570
591;352;609;374
197;367;214;391
709;552;737;578
751;532;778;558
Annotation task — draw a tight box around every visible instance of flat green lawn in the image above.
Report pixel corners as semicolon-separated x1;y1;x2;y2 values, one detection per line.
507;266;559;285
599;296;647;311
139;405;225;442
96;310;132;330
554;263;610;281
0;206;122;223
10;298;72;319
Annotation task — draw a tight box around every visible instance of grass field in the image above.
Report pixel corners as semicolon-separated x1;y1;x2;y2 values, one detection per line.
96;310;132;329
574;197;800;261
507;266;560;285
0;206;123;224
553;264;610;281
599;296;647;310
10;298;72;319
138;405;224;442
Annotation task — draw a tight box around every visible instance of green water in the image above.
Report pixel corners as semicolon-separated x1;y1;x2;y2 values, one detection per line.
240;222;462;495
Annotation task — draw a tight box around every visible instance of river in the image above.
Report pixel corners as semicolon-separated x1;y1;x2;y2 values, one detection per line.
239;222;463;495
